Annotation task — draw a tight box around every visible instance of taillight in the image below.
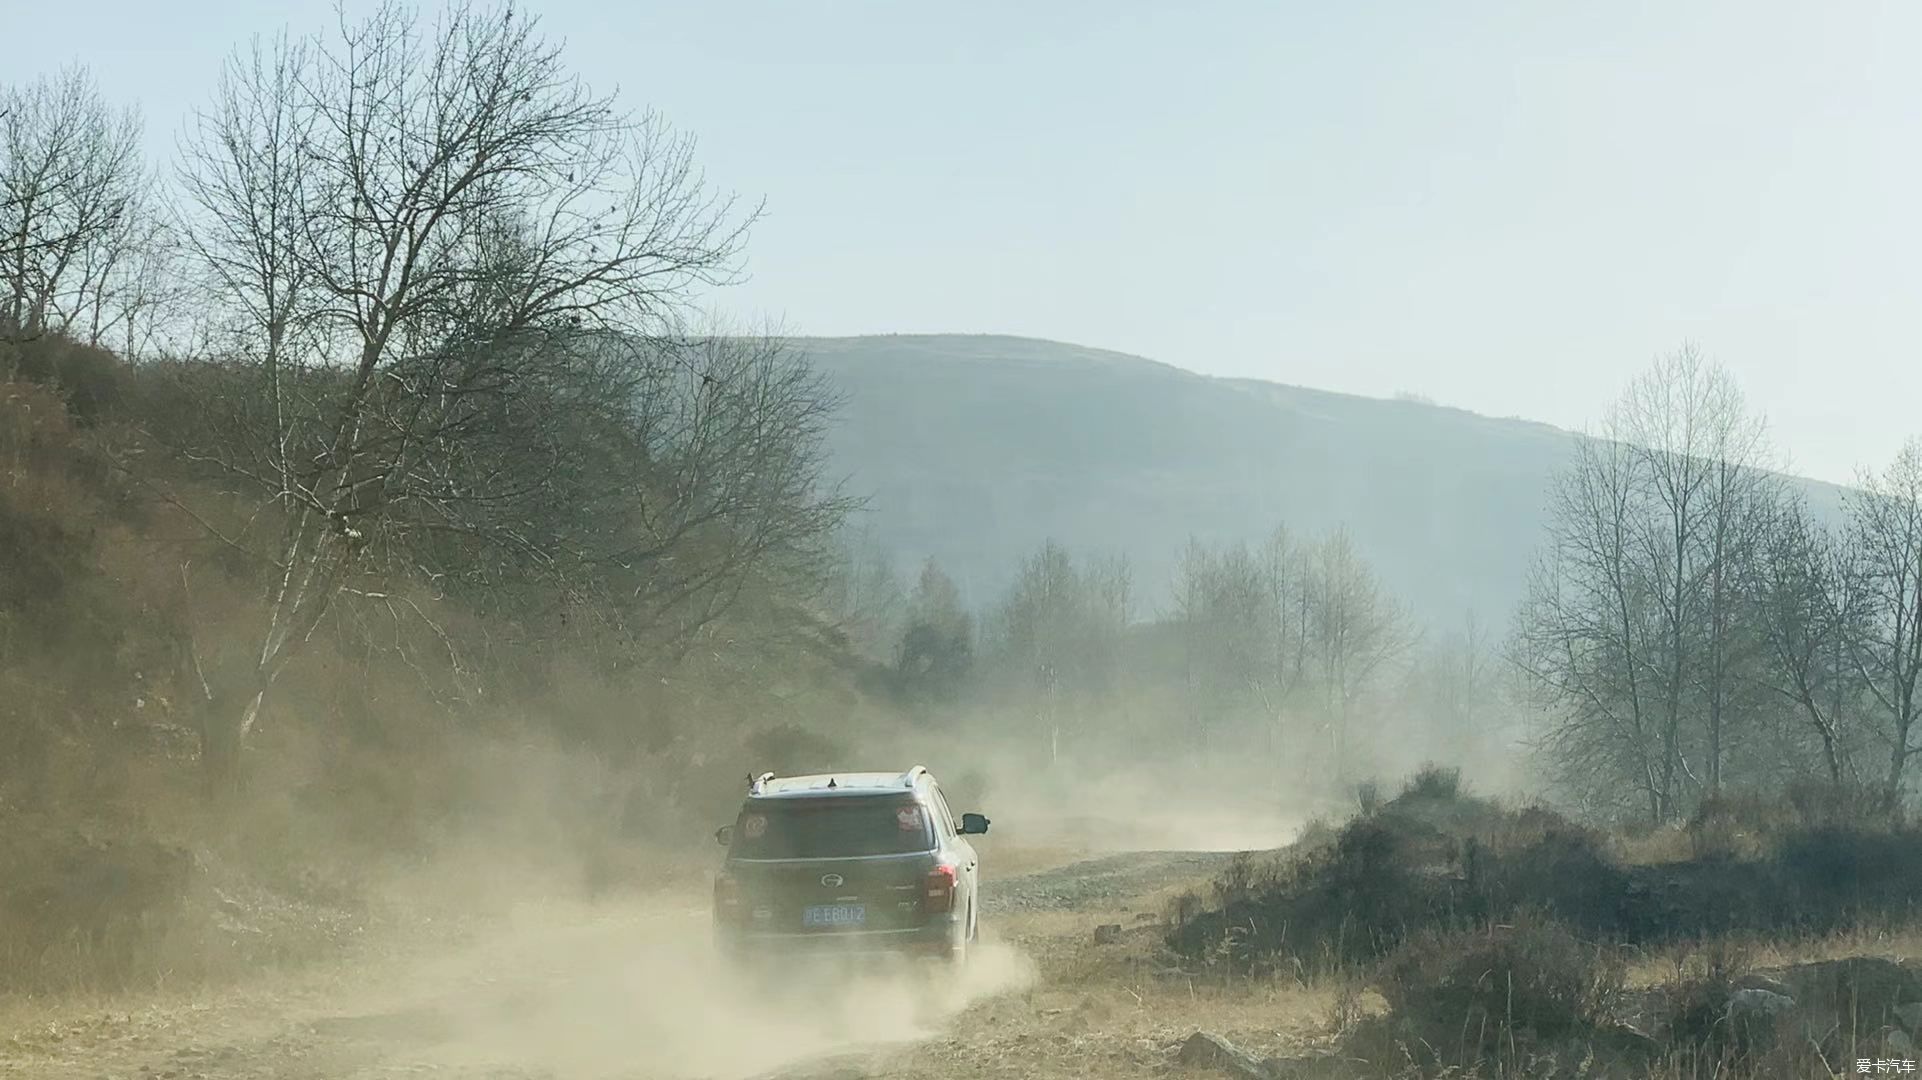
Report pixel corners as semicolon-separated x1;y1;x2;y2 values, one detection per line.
925;863;957;913
714;872;741;915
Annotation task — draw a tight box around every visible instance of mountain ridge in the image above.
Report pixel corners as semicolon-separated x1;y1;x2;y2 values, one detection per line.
794;333;1841;625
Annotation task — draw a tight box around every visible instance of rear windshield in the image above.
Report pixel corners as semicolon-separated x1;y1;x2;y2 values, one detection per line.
731;796;934;859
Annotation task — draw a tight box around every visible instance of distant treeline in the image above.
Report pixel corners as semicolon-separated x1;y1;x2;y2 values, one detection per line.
823;349;1922;823
823;524;1507;793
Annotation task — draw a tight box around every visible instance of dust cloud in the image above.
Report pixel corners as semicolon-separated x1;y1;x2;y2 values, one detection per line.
318;898;1033;1080
910;748;1327;858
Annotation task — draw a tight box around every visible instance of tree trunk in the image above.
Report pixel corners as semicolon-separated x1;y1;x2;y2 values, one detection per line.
1332;696;1349;786
1888;713;1911;803
199;685;265;799
1707;676;1723;796
1658;707;1679;823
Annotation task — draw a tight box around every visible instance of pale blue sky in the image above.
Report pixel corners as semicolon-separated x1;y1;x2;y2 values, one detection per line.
16;1;1920;484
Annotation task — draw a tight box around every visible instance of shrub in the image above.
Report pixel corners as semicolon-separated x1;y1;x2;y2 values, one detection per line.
0;816;197;994
1687;782;1904;861
3;335;123;425
1468;813;1629;935
1786;779;1902;830
1356;778;1383;816
1773;822;1922;931
1167;806;1464;971
1173;770;1922;989
1172;769;1547;971
1294;814;1338;852
1399;763;1462;803
1366;916;1631;1075
1652;943;1844;1077
1686;791;1787;860
1381;917;1624;1043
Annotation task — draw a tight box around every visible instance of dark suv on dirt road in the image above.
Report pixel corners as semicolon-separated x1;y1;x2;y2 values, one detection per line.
712;766;989;963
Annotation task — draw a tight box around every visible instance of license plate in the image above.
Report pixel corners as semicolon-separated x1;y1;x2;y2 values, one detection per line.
802;904;866;928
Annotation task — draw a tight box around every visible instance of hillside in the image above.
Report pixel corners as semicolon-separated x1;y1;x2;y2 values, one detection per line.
803;334;1845;625
804;335;1576;623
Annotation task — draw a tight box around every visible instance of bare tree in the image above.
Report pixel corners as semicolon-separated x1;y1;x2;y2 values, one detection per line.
84;212;183;357
1255;523;1314;760
1172;537;1217;750
1088;554;1134;633
1441;610;1497;749
1309;527;1416;781
990;540;1131;764
1;66;145;346
175;30;321;392
1750;496;1861;786
1396;610;1506;779
1168;525;1412;778
1692;366;1779;794
1519;347;1777;821
1172;537;1266;753
156;2;766;786
1613;346;1775;803
994;539;1079;763
590;331;857;658
823;524;905;659
1844;438;1922;799
893;558;973;702
1514;421;1668;821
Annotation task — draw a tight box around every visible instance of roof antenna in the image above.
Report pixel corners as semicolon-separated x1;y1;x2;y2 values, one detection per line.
827;778;837;789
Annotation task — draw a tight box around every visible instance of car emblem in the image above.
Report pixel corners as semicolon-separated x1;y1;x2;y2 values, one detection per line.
820;873;844;888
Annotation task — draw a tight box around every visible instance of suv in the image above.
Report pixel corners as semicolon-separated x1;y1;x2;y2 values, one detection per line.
712;765;989;963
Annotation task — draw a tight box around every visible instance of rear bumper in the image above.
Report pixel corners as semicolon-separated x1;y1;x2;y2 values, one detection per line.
716;915;962;959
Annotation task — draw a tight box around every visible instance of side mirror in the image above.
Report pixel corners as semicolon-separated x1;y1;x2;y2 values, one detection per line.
959;812;990;836
714;824;733;848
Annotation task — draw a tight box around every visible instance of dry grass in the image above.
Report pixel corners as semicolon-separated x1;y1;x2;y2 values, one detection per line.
852;858;1364;1079
12;827;1922;1079
820;903;1922;1080
1624;921;1922;990
1147;773;1922;1079
876;929;1339;1078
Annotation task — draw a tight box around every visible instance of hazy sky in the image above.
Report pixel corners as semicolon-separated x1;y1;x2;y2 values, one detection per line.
16;1;1919;485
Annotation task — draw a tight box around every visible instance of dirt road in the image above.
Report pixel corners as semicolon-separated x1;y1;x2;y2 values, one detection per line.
1;848;1264;1080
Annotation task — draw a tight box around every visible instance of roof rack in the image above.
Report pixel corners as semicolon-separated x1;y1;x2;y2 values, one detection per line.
899;765;930;789
748;771;776;794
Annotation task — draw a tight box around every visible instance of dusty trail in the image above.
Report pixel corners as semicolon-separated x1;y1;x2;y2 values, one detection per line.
984;852;1238;915
0;848;1235;1080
